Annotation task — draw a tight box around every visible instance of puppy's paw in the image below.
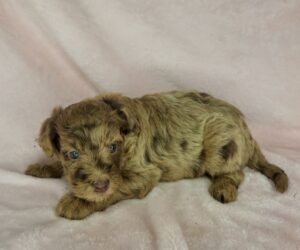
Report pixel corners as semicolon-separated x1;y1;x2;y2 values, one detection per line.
209;181;237;203
25;163;63;178
25;164;48;178
56;193;95;220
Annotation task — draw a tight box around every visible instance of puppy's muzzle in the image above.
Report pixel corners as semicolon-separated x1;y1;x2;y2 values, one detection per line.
93;179;110;193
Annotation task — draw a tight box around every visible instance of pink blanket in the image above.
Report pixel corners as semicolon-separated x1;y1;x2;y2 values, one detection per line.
0;1;299;249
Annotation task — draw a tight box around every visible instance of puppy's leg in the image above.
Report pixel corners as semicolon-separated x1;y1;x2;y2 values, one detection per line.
56;191;134;220
201;123;248;203
56;193;97;220
56;167;162;219
56;188;147;220
25;161;63;178
209;170;244;203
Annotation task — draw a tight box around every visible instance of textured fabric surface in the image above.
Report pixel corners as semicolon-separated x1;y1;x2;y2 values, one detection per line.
0;1;299;249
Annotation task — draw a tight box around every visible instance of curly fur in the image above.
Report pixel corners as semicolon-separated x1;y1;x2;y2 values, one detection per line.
25;91;288;219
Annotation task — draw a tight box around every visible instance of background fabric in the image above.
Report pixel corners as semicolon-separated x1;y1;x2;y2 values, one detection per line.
0;1;299;249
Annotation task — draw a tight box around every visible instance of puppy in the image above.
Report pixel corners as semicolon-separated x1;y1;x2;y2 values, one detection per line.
25;91;288;219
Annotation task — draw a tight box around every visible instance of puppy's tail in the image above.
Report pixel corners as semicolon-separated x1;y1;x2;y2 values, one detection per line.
247;141;288;193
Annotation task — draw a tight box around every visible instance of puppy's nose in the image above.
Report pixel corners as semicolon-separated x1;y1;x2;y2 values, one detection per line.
93;179;110;193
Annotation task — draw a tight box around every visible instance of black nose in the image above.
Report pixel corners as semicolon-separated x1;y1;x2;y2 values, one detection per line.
93;179;110;193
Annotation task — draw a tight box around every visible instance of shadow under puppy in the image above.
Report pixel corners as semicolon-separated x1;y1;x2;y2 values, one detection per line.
25;91;288;219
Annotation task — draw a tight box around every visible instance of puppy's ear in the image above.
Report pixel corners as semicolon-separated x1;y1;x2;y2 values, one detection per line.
103;97;137;135
38;107;62;157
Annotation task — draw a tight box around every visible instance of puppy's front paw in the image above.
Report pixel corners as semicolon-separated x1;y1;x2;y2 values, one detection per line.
209;181;237;203
25;162;63;178
25;164;47;178
56;193;95;220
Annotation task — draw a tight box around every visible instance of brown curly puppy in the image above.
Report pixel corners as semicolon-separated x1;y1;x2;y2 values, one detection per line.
25;91;288;219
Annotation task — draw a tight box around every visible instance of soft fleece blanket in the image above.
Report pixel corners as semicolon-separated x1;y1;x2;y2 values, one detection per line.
0;1;299;249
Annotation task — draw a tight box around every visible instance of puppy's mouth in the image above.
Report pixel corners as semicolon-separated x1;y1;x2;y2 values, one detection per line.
93;179;110;193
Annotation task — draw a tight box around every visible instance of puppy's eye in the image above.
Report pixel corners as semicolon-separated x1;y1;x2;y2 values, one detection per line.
68;151;80;159
108;143;117;153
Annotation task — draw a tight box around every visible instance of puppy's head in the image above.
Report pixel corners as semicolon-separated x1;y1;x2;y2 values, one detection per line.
38;96;135;202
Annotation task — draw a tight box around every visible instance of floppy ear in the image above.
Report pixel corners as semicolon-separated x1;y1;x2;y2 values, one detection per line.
102;97;137;135
38;107;62;157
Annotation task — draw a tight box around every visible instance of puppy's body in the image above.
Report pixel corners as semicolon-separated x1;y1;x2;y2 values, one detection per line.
26;91;288;219
137;91;249;179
